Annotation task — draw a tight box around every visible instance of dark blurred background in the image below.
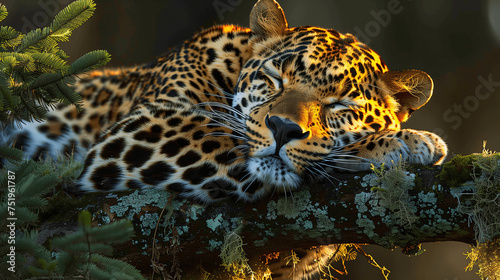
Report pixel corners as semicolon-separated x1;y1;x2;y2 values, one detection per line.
4;0;500;279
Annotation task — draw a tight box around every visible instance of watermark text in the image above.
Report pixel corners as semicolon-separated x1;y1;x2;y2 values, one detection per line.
6;170;16;273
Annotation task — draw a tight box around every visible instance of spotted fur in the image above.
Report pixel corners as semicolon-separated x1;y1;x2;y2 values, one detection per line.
1;0;447;278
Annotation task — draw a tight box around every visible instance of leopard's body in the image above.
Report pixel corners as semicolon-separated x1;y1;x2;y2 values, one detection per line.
1;0;447;279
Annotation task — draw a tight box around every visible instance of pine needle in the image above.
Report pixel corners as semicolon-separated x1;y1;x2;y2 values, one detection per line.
0;4;7;22
50;0;96;39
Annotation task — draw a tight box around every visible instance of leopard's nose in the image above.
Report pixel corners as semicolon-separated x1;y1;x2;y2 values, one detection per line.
265;115;309;155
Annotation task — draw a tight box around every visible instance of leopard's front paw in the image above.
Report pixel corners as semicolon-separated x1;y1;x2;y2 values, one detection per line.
338;129;448;171
400;129;447;165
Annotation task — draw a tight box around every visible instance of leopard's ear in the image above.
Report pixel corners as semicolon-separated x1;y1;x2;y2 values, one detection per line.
379;70;434;122
250;0;288;39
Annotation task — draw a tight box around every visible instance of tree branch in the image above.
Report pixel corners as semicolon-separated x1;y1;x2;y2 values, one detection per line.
43;157;479;274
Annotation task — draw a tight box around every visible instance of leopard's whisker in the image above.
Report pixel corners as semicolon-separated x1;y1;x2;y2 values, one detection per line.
199;109;247;125
307;164;339;184
205;80;235;97
198;102;249;120
205;132;249;141
242;176;260;194
229;145;250;155
316;162;359;172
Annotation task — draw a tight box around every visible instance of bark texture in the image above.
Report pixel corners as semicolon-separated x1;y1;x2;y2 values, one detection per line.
42;158;479;275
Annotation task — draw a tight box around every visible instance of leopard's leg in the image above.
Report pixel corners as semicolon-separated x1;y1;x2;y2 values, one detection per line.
335;129;447;171
266;245;339;280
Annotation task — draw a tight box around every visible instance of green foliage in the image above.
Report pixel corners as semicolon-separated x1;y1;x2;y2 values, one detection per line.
0;149;141;279
0;1;147;279
0;155;59;230
0;147;82;279
50;0;97;38
36;211;143;279
0;5;7;22
0;145;24;162
0;0;110;123
87;254;146;280
19;211;143;279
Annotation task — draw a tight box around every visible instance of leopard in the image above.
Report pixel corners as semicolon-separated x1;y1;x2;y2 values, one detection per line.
1;0;447;279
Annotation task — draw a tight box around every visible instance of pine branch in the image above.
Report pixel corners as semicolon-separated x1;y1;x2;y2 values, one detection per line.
0;146;24;161
68;50;111;74
15;27;52;53
0;4;8;22
0;26;23;49
50;0;96;39
0;0;110;123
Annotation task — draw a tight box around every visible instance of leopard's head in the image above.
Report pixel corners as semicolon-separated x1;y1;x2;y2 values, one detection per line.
231;0;434;192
